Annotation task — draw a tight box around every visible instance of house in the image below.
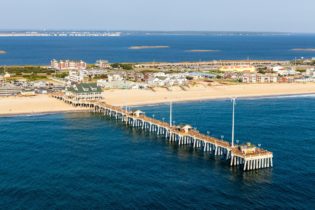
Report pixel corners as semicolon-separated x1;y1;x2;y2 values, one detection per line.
272;66;285;73
242;73;277;83
256;73;278;83
20;89;36;96
66;83;102;101
277;68;297;76
242;74;257;83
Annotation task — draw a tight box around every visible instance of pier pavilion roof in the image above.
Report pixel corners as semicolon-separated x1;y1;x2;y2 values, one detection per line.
132;110;145;117
67;83;102;94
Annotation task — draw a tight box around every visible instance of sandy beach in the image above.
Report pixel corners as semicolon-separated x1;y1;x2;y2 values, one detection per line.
103;83;315;106
1;83;315;116
0;95;86;116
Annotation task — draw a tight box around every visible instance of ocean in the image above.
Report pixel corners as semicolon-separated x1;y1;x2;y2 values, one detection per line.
0;34;315;65
0;96;314;209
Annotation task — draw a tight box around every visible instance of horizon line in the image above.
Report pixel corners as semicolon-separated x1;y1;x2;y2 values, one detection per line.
0;29;314;34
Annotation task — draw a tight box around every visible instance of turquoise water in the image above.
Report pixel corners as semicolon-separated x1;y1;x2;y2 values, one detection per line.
0;96;314;209
0;34;315;65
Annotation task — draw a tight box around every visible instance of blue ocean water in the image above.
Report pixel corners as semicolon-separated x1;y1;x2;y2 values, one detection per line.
0;34;315;65
0;96;314;209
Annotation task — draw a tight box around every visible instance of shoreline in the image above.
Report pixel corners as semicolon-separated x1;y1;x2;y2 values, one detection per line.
1;83;315;117
0;110;88;118
130;92;315;107
102;83;315;106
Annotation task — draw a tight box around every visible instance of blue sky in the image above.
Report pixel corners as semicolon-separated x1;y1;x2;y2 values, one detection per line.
1;0;314;33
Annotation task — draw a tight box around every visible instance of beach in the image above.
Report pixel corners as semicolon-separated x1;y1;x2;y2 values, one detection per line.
1;83;315;116
0;94;86;116
104;83;315;106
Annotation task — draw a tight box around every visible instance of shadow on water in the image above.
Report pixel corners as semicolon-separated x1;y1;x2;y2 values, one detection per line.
91;112;272;183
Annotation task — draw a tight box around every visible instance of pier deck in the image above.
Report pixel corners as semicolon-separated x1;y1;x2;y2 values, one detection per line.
53;94;273;171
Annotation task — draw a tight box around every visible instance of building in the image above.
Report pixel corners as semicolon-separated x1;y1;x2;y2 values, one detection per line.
242;73;278;83
51;59;87;70
96;60;111;69
65;83;102;101
176;124;193;133
131;110;145;117
239;142;257;155
20;89;36;96
67;70;85;83
220;65;256;73
0;84;21;96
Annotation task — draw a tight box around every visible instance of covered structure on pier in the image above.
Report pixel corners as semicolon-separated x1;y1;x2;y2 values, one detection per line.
239;142;257;154
131;110;145;117
176;124;193;133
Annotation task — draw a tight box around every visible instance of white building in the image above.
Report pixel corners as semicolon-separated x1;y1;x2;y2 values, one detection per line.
51;59;87;70
67;70;85;83
96;60;111;69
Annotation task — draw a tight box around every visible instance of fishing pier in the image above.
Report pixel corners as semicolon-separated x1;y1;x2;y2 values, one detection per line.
53;94;273;171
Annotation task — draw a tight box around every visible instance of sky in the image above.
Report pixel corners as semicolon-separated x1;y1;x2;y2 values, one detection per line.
1;0;314;33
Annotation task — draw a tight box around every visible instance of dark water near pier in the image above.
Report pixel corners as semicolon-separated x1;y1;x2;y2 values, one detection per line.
0;96;315;209
0;34;315;65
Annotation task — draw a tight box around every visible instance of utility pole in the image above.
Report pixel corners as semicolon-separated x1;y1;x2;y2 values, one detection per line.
231;98;236;147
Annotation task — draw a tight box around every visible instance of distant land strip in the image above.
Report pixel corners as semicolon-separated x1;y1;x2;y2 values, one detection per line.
129;46;170;50
187;49;219;52
291;48;315;52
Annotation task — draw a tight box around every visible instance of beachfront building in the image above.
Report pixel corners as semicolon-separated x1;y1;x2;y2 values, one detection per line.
65;83;102;101
66;70;86;83
96;60;111;69
146;73;187;87
51;59;87;70
242;73;278;83
273;67;297;76
220;65;256;73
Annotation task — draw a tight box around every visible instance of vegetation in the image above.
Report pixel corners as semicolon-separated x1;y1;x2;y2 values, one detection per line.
110;63;133;70
87;64;97;69
93;75;108;79
207;70;221;74
55;72;69;78
22;75;48;81
0;66;54;75
186;76;194;80
296;68;306;73
257;67;267;74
